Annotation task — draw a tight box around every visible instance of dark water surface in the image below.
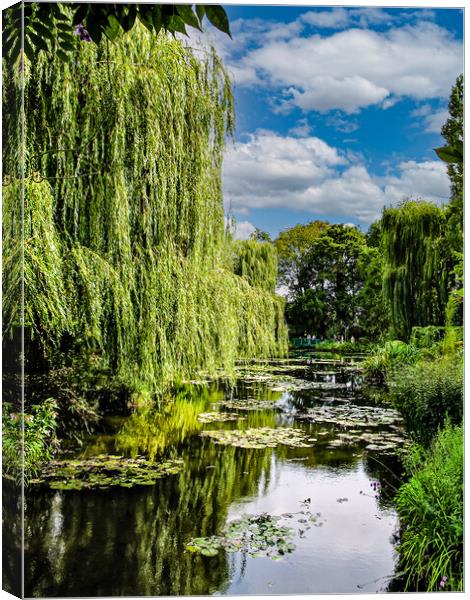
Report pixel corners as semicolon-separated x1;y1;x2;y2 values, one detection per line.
23;353;405;596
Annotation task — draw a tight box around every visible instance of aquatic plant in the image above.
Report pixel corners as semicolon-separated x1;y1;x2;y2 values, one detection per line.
200;426;315;449
32;455;184;490
197;412;244;423
187;513;297;559
396;424;463;591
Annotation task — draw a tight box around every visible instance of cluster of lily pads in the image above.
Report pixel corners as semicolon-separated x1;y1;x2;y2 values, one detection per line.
32;455;184;490
219;398;280;411
197;412;245;423
299;403;408;453
200;426;315;449
187;514;295;559
186;506;322;560
302;402;403;428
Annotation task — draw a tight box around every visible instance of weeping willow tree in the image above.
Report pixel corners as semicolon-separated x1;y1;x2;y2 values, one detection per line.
2;25;287;403
380;200;451;340
233;240;278;293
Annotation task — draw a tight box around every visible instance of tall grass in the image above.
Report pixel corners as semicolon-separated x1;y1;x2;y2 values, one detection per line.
396;424;463;591
389;354;463;445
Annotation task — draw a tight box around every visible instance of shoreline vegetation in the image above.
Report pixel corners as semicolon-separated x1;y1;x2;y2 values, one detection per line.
2;7;463;596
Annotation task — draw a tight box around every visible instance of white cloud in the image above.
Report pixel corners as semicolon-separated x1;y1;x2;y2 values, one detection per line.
223;132;450;225
287;75;389;113
410;103;448;133
301;8;350;29
301;7;394;30
232;220;256;240
423;109;448;133
288;118;312;137
240;23;462;113
381;160;450;204
326;114;359;133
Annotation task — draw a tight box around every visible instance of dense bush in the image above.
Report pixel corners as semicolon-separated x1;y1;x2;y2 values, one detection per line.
389;355;463;445
396;424;463;591
362;340;419;383
2;398;58;481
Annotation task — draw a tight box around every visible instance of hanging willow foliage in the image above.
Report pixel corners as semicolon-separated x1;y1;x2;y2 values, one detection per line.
380;200;451;341
2;26;287;400
233;240;278;293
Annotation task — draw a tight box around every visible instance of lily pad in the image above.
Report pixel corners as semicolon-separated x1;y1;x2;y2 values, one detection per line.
197;412;245;423
186;513;296;560
33;455;184;490
219;399;280;411
200;427;315;449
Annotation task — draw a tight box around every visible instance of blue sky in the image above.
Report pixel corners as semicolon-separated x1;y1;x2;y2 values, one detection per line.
190;4;463;239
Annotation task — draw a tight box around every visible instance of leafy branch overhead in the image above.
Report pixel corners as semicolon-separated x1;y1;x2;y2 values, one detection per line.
434;140;463;165
3;3;231;63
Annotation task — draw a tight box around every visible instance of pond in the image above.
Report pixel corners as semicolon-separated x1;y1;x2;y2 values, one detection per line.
22;352;407;596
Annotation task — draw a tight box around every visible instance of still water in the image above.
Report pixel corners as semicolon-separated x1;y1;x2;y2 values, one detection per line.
23;354;405;596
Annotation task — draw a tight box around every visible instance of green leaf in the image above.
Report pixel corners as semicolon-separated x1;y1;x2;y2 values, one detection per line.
176;5;202;30
56;48;71;62
204;6;231;37
200;547;219;557
72;4;89;26
23;36;35;62
103;14;122;41
31;21;53;40
137;10;154;33
26;30;50;53
150;5;163;34
119;6;137;32
3;32;17;55
195;5;206;25
58;40;77;53
434;146;463;164
9;36;21;63
55;22;72;33
166;15;188;36
84;21;103;44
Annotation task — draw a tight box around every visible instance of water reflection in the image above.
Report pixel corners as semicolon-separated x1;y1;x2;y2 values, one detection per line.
23;355;403;596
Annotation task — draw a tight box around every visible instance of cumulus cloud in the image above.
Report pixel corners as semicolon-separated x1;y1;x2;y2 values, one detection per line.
301;7;394;29
223;132;450;225
188;14;461;117
231;220;256;240
300;8;350;29
241;23;462;113
288;118;313;137
411;103;448;133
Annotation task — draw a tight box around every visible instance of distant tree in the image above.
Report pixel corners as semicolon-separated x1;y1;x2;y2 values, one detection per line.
277;222;386;339
380;200;451;340
440;74;463;201
274;221;329;293
250;228;272;243
297;224;366;339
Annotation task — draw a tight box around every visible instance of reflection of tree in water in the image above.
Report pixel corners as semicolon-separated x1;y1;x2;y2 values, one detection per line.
24;439;274;597
3;481;22;596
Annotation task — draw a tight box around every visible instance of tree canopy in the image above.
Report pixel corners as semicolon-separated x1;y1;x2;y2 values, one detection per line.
3;3;231;64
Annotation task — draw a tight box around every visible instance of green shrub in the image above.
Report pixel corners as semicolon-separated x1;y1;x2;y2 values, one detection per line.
410;326;446;348
2;398;58;482
390;355;463;445
396;424;463;591
363;340;419;382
